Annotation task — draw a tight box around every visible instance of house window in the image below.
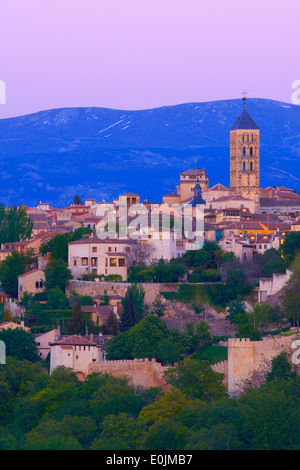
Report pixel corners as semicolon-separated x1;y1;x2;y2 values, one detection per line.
74;260;77;266
118;258;125;267
92;247;97;253
108;247;112;252
125;247;130;252
91;257;98;266
82;258;88;266
110;258;117;267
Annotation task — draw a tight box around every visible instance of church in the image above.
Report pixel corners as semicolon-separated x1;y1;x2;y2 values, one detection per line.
162;97;261;211
229;96;260;210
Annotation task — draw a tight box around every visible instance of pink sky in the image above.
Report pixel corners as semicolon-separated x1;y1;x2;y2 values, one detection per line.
0;0;299;118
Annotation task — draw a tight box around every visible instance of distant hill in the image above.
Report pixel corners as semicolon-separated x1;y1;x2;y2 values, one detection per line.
0;98;299;207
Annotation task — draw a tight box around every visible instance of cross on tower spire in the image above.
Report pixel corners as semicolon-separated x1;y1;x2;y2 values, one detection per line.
242;90;247;108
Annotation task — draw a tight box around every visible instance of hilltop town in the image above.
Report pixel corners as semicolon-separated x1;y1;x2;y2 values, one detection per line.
0;101;300;450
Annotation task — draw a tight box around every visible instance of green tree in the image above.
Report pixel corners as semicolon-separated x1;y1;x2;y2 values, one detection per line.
119;284;146;332
248;302;274;331
281;231;300;265
236;324;262;341
130;315;169;359
266;352;296;382
91;413;146;450
3;308;13;322
103;311;119;336
40;227;93;262
0;328;40;362
0;250;26;297
157;339;179;364
47;286;68;309
66;303;86;335
0;204;33;245
152;293;167;317
44;258;72;292
164;358;228;402
78;295;94;306
73;195;83;205
261;248;287;277
226;298;248;326
280;253;300;328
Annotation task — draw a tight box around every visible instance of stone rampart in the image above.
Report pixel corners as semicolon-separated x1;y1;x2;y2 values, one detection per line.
67;280;179;305
88;357;171;391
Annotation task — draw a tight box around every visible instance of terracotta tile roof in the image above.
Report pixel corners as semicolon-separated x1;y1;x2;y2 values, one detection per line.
50;334;98;346
18;269;44;278
68;235;136;245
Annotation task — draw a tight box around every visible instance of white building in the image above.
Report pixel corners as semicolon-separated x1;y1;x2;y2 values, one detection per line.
68;234;136;281
49;334;104;380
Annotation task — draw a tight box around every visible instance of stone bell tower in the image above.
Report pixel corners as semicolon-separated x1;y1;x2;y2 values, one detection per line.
230;95;260;210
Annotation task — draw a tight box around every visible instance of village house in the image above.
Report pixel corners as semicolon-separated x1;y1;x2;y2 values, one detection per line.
68;235;137;281
18;269;45;302
219;234;254;261
49;334;105;380
34;329;58;359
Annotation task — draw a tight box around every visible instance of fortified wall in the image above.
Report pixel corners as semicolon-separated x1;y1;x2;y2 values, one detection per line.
88;357;171;391
65;333;300;393
66;280;179;305
212;333;300;393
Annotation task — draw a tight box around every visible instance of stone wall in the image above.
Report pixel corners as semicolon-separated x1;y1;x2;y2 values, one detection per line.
67;280;180;305
258;270;291;302
89;357;171;391
212;360;228;388
227;333;300;392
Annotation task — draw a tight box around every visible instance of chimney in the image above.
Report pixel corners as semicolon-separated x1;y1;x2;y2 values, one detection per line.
90;333;93;342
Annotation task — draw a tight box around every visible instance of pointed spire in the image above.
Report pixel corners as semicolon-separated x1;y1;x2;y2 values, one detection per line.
242;90;247;109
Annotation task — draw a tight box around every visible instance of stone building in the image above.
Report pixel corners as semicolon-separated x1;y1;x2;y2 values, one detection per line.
49;334;104;380
230;98;260;210
18;269;45;302
176;168;209;203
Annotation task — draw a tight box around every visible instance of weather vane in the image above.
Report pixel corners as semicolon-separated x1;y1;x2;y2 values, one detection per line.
242;90;247;107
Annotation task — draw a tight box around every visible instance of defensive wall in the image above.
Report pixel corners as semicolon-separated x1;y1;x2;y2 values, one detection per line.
69;333;300;393
67;280;180;305
212;333;300;393
88;357;171;391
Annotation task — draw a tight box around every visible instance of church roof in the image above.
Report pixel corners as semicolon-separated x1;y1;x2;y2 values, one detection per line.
230;106;260;130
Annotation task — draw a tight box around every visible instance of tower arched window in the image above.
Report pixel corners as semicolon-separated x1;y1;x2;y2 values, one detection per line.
250;161;253;171
250;147;253;156
243;147;246;157
243;161;246;171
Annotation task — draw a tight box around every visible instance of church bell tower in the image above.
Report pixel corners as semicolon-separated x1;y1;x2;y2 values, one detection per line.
230;95;260;210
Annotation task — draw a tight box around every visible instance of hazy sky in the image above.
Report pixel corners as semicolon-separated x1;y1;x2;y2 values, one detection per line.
0;0;299;117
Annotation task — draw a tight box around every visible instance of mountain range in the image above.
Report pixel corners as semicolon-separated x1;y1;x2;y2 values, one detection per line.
0;98;299;207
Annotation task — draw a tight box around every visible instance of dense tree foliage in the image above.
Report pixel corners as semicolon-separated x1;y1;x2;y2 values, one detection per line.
0;354;299;450
0;251;26;297
40;227;93;262
44;258;73;292
0;204;33;245
0;328;40;363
